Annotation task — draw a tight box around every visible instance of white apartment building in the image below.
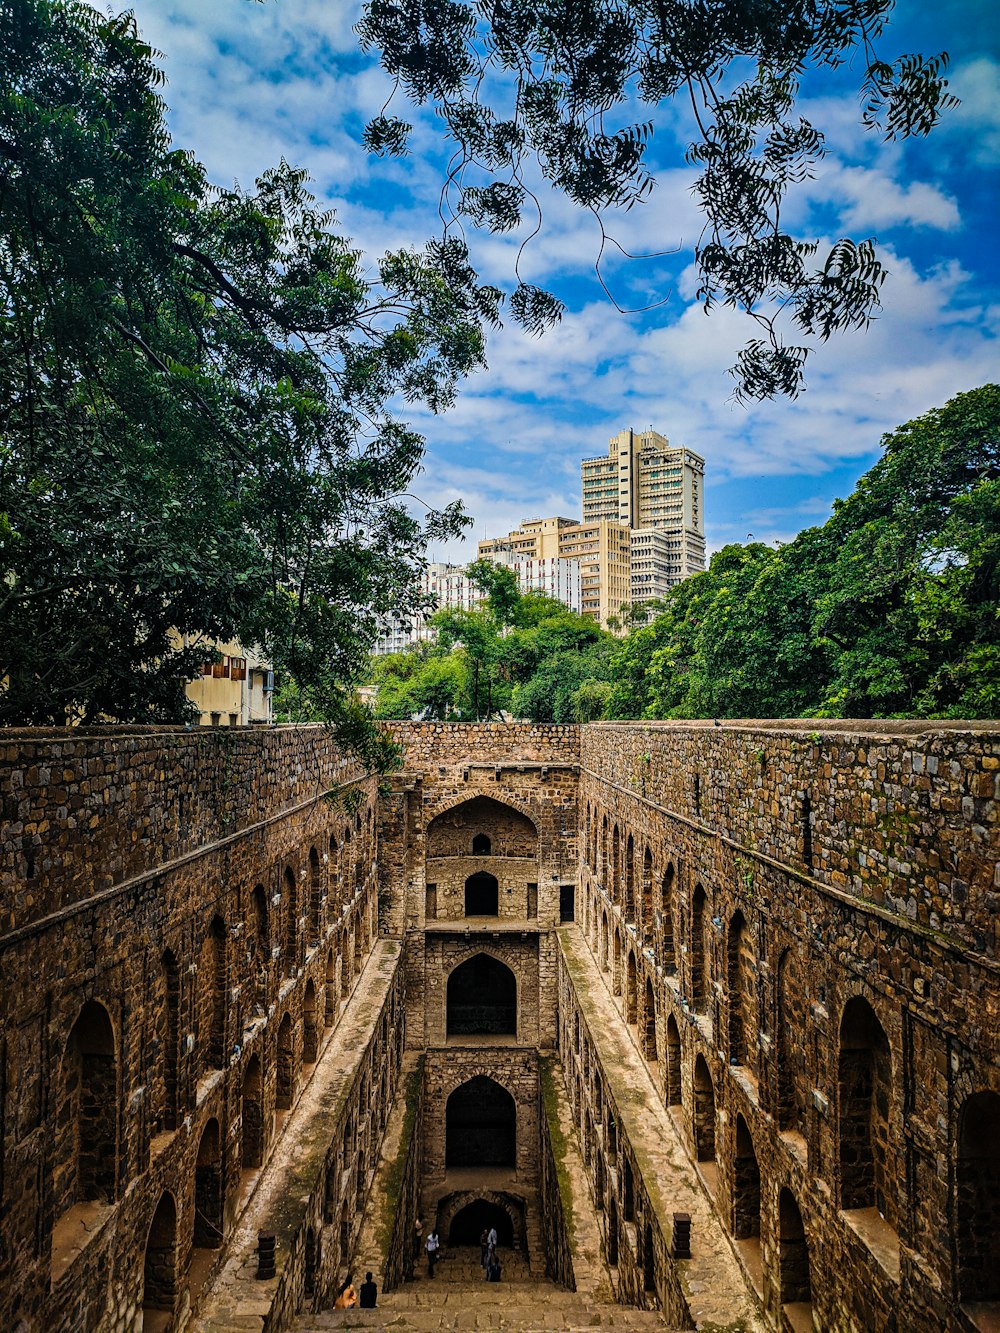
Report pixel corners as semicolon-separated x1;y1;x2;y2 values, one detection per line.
372;552;582;654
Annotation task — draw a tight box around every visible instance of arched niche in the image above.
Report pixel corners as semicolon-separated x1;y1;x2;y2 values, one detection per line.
142;1191;178;1329
53;1000;117;1225
446;1076;516;1168
838;995;896;1228
447;953;517;1036
465;870;499;917
956;1090;1000;1302
427;795;538;859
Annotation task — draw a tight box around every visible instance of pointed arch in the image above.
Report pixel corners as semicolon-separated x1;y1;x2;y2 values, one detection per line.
159;949;181;1133
641;975;657;1063
626;950;638;1025
447;953;517;1036
465;870;499;916
283;866;297;976
956;1090;1000;1301
194;1118;223;1249
624;832;635;922
839;996;896;1228
201;914;227;1074
661;863;676;974
446;1076;516;1168
426;795;538;858
665;1014;682;1107
727;910;755;1073
303;978;318;1064
309;846;322;946
53;1000;117;1223
276;1012;295;1111
693;1055;716;1162
690;884;708;1013
142;1191;178;1324
778;1189;811;1308
241;1054;264;1169
324;948;337;1027
642;846;654;935
776;948;806;1135
733;1114;761;1243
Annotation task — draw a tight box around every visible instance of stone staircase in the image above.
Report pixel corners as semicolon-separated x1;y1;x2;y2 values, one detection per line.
295;1247;671;1330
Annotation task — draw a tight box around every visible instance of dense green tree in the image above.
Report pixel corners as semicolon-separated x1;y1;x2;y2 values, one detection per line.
358;0;957;399
0;0;496;750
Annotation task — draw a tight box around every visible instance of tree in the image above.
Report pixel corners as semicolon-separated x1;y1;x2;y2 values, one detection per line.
358;0;957;399
0;0;497;750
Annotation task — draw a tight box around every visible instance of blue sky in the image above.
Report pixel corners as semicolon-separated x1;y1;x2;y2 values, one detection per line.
129;0;999;559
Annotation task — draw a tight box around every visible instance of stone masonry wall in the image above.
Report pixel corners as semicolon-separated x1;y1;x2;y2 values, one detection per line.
576;719;1000;1333
0;725;381;1333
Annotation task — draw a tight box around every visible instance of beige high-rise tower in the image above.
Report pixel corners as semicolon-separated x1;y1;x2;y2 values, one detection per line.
582;428;706;604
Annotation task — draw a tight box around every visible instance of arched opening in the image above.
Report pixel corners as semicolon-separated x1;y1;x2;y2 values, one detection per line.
599;913;609;972
427;796;538;859
142;1191;178;1331
241;1055;264;1170
341;927;352;998
194;1118;223;1248
733;1115;761;1243
838;996;896;1227
202;916;226;1073
251;886;269;1011
309;846;322;946
464;871;499;916
611;825;621;906
956;1090;1000;1302
665;1015;682;1107
276;1012;294;1111
594;1150;605;1209
160;950;180;1132
607;1194;619;1266
446;1077;516;1168
626;951;638;1025
448;1199;514;1246
340;1199;351;1266
304;1226;317;1297
690;885;708;1013
283;866;297;976
624;833;635;922
661;865;676;974
447;953;517;1036
642;846;654;934
52;1000;117;1223
329;834;340;906
623;1156;634;1221
355;1147;367;1207
643;1221;656;1293
303;979;318;1064
778;1188;812;1311
777;948;806;1136
642;977;657;1063
613;931;622;997
693;1055;716;1162
324;948;337;1027
727;911;755;1073
354;913;363;973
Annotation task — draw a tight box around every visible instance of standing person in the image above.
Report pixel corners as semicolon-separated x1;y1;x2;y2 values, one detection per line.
479;1228;489;1268
425;1227;440;1279
413;1217;423;1261
487;1246;501;1282
359;1272;378;1308
487;1223;498;1252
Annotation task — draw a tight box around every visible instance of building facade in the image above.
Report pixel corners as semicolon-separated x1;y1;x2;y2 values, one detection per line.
480;517;632;630
183;640;274;726
582;429;706;600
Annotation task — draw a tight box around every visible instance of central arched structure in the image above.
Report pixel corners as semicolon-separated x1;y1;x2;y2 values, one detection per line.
465;870;499;916
446;1076;516;1168
448;1199;515;1246
447;953;517;1036
427;795;538;859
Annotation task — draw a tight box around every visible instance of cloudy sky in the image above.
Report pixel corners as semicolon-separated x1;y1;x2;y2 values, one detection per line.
129;0;999;558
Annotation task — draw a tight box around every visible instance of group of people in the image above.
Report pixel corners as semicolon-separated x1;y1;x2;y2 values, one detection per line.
415;1216;502;1282
332;1271;378;1309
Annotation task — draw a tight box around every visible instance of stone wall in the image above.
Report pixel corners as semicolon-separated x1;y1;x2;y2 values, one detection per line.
576;719;1000;1332
0;725;381;1333
538;1055;577;1292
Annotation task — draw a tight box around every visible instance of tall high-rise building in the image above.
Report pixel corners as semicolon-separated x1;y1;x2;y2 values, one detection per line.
582;428;706;605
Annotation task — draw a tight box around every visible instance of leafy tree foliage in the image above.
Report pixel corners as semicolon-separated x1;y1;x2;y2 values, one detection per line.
1;0;497;744
608;385;1000;720
358;0;957;399
369;559;614;720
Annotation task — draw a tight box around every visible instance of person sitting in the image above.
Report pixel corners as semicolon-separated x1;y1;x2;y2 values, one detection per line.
333;1275;357;1308
359;1271;378;1308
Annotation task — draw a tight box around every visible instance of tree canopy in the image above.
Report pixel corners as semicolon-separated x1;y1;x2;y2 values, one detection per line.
0;0;497;749
358;0;957;399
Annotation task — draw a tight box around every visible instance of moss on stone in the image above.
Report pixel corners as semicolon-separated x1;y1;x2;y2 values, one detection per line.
539;1053;575;1245
376;1056;424;1258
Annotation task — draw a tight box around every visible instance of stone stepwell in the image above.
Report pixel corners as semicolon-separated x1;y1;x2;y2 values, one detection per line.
297;1246;673;1331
